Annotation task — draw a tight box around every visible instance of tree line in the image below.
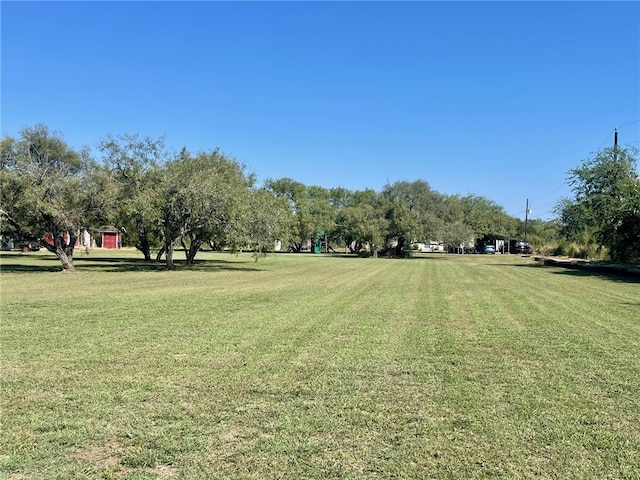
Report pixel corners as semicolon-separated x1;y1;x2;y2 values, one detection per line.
2;125;638;271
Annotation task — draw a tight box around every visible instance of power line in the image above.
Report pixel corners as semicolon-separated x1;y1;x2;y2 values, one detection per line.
510;123;639;221
597;121;639;149
597;129;616;150
529;183;567;203
617;119;639;129
529;122;640;220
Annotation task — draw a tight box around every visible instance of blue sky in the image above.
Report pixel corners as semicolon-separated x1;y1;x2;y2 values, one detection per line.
2;1;639;220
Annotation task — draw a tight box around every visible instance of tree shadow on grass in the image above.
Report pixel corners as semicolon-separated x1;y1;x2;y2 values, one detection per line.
0;255;265;274
281;253;451;260
80;256;266;273
547;267;640;284
409;253;452;260
0;263;65;273
489;261;640;284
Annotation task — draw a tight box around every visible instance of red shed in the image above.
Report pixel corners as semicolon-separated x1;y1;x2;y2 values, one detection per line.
99;226;122;249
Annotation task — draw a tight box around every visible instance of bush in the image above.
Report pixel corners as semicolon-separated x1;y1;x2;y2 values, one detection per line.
548;241;608;260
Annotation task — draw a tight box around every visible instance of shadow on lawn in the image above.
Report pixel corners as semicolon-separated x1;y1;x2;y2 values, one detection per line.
409;253;452;260
548;267;640;284
0;263;65;273
0;255;264;274
490;261;640;284
82;256;266;273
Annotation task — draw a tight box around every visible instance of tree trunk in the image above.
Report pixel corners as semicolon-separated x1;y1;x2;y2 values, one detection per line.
180;237;188;258
136;226;152;261
165;241;176;270
184;238;203;264
56;245;76;271
42;229;76;272
395;237;406;257
164;233;179;270
161;222;176;269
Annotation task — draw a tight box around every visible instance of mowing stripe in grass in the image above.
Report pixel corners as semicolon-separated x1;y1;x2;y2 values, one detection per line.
1;251;639;478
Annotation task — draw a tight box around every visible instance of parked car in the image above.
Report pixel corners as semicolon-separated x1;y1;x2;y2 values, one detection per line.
0;237;41;252
482;244;497;254
509;240;532;254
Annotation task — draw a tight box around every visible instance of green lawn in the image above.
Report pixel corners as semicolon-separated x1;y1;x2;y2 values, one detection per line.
1;250;639;479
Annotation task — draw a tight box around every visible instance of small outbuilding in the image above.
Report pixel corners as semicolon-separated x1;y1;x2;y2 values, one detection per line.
99;226;122;249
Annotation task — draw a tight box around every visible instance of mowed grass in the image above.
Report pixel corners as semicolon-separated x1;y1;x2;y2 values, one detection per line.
1;250;639;479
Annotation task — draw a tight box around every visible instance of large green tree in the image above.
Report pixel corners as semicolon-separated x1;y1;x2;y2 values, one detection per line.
338;204;387;256
1;125;99;271
98;134;167;261
159;148;253;269
554;197;599;254
382;180;448;255
264;178;307;252
442;221;475;253
264;179;334;252
242;188;295;259
459;194;518;239
334;189;387;255
562;146;640;263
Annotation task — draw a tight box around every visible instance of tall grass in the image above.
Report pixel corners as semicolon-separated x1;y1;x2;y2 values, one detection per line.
538;240;608;260
1;250;639;479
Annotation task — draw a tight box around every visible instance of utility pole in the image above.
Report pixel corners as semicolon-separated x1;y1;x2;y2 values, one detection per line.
524;198;529;241
614;128;618;161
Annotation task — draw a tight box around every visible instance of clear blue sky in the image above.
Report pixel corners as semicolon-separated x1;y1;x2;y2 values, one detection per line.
2;1;639;220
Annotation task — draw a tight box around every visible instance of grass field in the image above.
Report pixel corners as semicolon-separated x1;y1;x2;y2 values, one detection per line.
1;250;639;479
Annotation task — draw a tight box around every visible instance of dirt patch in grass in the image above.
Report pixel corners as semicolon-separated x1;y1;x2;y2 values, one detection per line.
73;443;180;478
154;464;180;478
75;442;121;467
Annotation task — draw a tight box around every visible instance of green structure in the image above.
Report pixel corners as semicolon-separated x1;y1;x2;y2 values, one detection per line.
313;231;326;254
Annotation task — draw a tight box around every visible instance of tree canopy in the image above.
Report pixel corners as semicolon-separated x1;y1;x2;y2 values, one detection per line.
3;124;563;270
158;148;254;269
98;134;168;261
558;146;640;263
1;125;97;271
